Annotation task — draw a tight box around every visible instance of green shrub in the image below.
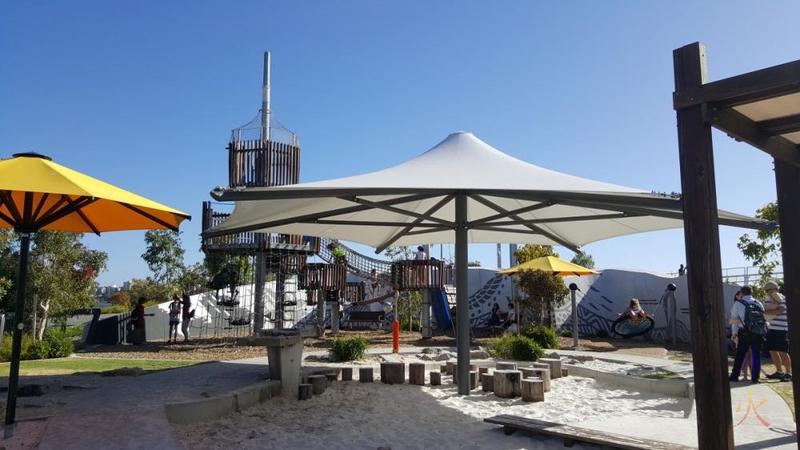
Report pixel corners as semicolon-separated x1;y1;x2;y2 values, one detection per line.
520;324;559;349
63;325;85;339
24;339;51;360
329;335;369;361
44;329;75;358
560;328;572;338
0;333;33;362
101;305;130;314
486;334;544;361
399;317;420;332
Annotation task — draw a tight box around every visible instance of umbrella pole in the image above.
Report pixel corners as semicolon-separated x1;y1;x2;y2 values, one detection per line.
5;232;31;433
455;193;470;394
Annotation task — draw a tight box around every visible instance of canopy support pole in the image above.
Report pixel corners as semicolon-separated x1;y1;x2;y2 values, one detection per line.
455;192;470;394
5;231;30;434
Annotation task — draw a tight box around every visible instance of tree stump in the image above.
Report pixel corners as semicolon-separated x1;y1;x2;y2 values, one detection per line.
440;364;448;373
521;379;545;402
359;367;374;383
409;363;426;385
469;364;478;372
470;371;479;389
520;368;537;379
381;362;405;385
478;367;489;379
562;368;569;377
452;365;458;384
533;362;550;370
539;358;562;379
446;361;456;375
325;371;338;383
496;362;517;370
308;375;327;395
298;384;313;400
481;373;494;392
341;367;353;381
430;371;442;386
531;368;551;392
493;370;522;398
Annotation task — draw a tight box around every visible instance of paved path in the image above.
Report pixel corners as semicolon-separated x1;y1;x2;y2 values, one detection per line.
1;347;796;449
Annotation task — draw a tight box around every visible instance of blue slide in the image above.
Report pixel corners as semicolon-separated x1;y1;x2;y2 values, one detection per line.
431;289;453;330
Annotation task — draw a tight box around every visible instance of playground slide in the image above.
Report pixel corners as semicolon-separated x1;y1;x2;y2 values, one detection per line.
431;289;453;330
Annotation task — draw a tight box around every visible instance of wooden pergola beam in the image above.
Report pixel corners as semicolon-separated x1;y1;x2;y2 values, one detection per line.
673;59;800;110
707;107;800;168
759;113;800;135
673;42;735;450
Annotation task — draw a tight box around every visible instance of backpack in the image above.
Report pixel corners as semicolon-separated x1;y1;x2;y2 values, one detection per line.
737;299;769;335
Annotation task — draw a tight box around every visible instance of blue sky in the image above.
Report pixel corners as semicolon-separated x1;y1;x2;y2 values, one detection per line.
2;1;797;286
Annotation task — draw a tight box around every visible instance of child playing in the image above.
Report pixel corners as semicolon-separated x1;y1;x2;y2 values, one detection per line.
622;298;647;320
168;294;181;343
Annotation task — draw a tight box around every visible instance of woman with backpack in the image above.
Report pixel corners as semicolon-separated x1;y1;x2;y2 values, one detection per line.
729;286;767;383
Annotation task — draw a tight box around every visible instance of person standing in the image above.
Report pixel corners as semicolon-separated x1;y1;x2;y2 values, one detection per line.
729;286;767;383
763;281;792;381
180;291;193;342
168;294;181;343
129;297;153;345
414;246;427;285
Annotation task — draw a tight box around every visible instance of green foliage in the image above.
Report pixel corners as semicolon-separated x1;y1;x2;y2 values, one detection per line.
0;334;31;362
101;305;131;314
520;324;559;349
399;317;421;332
486;334;544;361
109;291;131;308
515;269;570;324
328;335;369;361
467;260;482;267
43;329;75;358
515;245;557;265
570;252;595;269
738;202;780;286
63;325;85;339
128;278;175;305
142;230;186;285
24;339;51;360
178;262;209;294
203;255;254;287
560;328;573;338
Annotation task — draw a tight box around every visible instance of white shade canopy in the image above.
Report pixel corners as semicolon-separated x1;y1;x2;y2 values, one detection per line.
207;131;767;253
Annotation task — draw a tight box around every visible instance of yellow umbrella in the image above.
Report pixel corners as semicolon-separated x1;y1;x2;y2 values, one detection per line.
0;152;191;428
498;255;599;276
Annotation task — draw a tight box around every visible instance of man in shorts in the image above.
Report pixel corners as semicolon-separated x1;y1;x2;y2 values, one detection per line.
763;281;791;382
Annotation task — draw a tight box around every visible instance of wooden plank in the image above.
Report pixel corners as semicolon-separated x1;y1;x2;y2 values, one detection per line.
673;58;800;110
484;415;696;450
673;42;734;450
709;107;800;168
774;159;800;421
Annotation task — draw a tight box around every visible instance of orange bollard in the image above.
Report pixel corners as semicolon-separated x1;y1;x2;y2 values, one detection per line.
392;320;400;353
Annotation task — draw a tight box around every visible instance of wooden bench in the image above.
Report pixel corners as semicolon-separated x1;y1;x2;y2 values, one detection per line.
345;310;385;326
484;415;696;450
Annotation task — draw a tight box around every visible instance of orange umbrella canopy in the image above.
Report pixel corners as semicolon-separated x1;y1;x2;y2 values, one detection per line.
0;152;190;233
498;255;599;276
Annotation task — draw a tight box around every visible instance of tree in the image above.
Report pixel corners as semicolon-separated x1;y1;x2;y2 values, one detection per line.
108;291;131;308
142;230;185;286
27;231;107;339
178;262;209;294
203;254;253;288
0;229;14;302
515;245;557;264
515;269;569;327
570;252;595;269
128;278;174;306
467;260;482;267
738;202;780;288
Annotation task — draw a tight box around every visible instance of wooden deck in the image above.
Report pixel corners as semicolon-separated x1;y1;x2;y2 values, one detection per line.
484;415;696;450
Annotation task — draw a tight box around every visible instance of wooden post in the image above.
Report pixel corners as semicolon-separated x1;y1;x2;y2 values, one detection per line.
381;362;405;384
493;370;522;398
521;379;545;402
481;373;494;392
496;362;517;370
298;384;313;400
341;367;353;381
562;368;569;377
359;367;374;383
470;371;479;389
532;368;551;392
430;371;442;386
440;364;447;373
308;375;327;395
446;361;455;375
409;363;426;385
478;367;489;381
452;365;458;384
674;42;734;450
539;359;562;379
520;368;537;379
775;159;800;420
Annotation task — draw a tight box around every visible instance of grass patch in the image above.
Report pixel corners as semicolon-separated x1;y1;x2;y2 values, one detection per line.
642;371;683;380
0;358;205;376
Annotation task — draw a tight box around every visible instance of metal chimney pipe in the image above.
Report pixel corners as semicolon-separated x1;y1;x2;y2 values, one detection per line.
261;52;271;141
